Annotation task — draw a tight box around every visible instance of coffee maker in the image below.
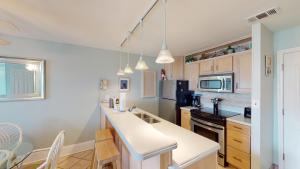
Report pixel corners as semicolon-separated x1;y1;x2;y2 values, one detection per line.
192;93;202;108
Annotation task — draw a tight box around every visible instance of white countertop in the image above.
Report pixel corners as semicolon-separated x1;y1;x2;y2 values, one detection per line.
227;114;251;126
101;104;177;161
101;104;219;169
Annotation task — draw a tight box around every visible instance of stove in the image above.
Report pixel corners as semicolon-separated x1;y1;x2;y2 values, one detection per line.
190;107;240;166
190;108;240;126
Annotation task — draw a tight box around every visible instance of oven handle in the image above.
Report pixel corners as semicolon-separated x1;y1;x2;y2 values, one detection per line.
221;78;225;90
191;119;224;132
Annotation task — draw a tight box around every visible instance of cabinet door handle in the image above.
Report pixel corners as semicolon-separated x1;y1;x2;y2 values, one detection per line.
233;126;242;130
233;139;242;143
233;156;242;162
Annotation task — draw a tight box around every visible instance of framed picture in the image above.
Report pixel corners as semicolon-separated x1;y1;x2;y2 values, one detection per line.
265;55;273;77
119;78;130;92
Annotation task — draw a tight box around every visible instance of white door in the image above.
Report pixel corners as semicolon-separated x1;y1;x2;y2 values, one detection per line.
283;50;300;169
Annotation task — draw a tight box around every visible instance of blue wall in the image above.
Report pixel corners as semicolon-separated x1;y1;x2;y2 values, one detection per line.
0;63;6;96
273;25;300;164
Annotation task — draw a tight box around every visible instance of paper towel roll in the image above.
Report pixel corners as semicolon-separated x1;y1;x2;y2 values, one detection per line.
119;93;126;112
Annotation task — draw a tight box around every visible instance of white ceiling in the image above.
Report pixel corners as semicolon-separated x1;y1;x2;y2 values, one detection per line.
0;0;299;56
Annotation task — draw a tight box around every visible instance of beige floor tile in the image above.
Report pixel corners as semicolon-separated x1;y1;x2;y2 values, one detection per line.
69;159;91;169
58;157;80;169
71;151;92;159
82;151;94;161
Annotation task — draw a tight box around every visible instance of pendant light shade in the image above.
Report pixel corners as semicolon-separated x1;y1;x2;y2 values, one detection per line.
155;0;174;64
124;64;133;74
124;51;133;74
117;68;125;76
135;20;149;70
135;56;149;70
117;52;125;76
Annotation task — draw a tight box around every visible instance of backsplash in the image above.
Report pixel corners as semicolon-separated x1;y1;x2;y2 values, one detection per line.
199;92;251;113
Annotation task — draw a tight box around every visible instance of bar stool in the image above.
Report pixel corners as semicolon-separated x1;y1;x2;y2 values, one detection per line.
93;139;121;169
95;129;113;142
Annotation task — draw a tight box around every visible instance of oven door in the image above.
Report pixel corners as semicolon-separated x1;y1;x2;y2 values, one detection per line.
191;118;226;166
191;118;225;156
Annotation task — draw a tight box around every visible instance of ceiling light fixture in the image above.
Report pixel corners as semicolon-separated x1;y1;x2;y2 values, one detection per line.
117;52;125;76
155;0;174;64
124;51;134;74
135;20;149;70
124;33;134;74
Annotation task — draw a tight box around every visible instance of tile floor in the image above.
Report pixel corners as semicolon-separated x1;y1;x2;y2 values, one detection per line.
24;150;233;169
23;150;113;169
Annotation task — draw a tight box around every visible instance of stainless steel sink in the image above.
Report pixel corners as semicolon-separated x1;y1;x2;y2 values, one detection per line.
134;113;160;124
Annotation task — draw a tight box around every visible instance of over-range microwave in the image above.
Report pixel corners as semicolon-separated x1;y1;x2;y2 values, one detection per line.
198;73;234;93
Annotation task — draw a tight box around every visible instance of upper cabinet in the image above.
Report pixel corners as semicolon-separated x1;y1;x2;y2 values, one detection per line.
184;62;199;91
164;56;184;80
199;59;214;75
199;55;233;75
233;50;252;94
214;55;233;74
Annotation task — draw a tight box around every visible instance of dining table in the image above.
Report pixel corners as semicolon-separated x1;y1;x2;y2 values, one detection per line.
0;139;33;169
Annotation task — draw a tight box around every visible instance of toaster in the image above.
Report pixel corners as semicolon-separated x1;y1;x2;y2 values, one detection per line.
244;107;251;118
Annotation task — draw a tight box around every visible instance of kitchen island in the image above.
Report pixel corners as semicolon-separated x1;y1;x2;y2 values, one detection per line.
100;103;219;169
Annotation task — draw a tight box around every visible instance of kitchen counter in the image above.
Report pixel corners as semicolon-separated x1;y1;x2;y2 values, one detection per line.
227;114;251;126
100;104;177;160
100;103;219;169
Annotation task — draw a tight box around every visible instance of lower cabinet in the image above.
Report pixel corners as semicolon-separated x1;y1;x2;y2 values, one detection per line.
181;109;191;130
226;121;251;169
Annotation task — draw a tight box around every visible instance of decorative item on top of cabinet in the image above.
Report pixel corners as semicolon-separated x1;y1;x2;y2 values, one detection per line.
181;109;191;130
184;62;199;91
226;121;251;169
233;50;252;94
163;56;184;80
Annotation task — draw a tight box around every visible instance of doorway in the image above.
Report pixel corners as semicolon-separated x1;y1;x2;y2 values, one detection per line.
278;47;300;169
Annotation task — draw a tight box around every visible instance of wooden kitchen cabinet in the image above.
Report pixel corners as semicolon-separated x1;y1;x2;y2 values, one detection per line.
199;59;214;75
164;56;184;80
184;62;199;90
181;109;191;130
227;121;251;169
233;50;252;94
214;55;233;73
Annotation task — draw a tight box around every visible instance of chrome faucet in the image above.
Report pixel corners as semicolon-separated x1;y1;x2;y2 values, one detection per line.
211;98;223;115
128;104;137;112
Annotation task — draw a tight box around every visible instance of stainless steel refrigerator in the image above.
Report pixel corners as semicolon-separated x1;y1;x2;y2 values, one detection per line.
159;80;192;124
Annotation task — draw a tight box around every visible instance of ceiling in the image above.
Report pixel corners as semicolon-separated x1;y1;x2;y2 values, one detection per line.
0;0;299;57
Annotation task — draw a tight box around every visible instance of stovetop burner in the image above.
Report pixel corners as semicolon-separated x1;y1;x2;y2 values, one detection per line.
190;108;240;126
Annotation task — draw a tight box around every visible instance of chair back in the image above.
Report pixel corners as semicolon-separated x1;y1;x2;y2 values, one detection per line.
37;131;65;169
0;150;10;168
0;123;22;153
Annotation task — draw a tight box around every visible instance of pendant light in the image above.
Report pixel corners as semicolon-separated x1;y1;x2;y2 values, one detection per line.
124;50;134;74
155;0;174;64
117;52;125;76
135;20;149;70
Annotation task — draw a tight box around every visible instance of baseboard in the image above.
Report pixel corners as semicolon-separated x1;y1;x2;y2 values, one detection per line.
23;140;95;165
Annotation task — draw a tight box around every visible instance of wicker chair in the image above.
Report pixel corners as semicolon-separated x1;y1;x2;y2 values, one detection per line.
37;131;65;169
0;150;10;169
0;123;23;168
